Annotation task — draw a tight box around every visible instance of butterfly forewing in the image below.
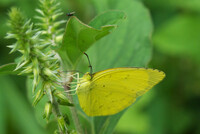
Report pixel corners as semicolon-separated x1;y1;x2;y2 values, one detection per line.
77;68;165;116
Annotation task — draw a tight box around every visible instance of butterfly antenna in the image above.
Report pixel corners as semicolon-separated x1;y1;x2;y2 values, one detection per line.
83;52;93;76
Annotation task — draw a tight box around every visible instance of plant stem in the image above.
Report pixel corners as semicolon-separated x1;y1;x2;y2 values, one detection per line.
46;87;67;134
63;72;84;134
52;97;65;134
52;96;60;116
91;118;95;134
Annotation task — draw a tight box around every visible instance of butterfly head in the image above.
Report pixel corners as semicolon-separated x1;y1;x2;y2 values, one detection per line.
81;72;92;81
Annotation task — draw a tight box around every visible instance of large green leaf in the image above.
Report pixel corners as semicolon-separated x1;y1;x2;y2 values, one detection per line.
86;0;153;133
58;16;118;69
89;0;153;72
93;111;125;134
153;14;200;62
89;10;126;29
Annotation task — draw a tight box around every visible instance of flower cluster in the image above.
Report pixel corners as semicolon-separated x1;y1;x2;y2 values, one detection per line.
6;0;72;133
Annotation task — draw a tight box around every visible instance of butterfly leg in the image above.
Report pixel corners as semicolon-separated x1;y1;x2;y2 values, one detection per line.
62;72;80;94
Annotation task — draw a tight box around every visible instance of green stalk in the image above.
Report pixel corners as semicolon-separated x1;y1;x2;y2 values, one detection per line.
63;72;84;134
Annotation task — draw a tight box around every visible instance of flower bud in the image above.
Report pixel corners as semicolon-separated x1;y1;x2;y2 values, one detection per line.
43;68;59;81
57;99;74;106
18;65;32;75
43;101;52;121
54;129;59;134
53;90;73;106
32;89;44;106
57;116;66;133
69;130;78;134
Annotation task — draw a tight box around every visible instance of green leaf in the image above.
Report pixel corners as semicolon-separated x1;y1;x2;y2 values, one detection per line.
0;63;19;75
0;80;6;134
144;0;200;13
0;63;27;75
57;16;118;69
176;0;200;13
88;0;153;72
89;10;126;29
153;14;200;62
87;0;153;133
93;111;125;134
0;75;47;134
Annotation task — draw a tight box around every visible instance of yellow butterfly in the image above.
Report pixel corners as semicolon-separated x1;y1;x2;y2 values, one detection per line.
77;67;165;116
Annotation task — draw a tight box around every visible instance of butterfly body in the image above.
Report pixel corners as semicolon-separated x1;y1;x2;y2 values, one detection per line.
77;68;165;116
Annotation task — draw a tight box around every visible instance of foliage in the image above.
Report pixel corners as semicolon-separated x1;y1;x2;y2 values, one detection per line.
1;0;135;133
0;0;199;134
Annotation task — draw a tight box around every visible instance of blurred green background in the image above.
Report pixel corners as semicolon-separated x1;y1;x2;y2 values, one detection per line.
0;0;200;134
